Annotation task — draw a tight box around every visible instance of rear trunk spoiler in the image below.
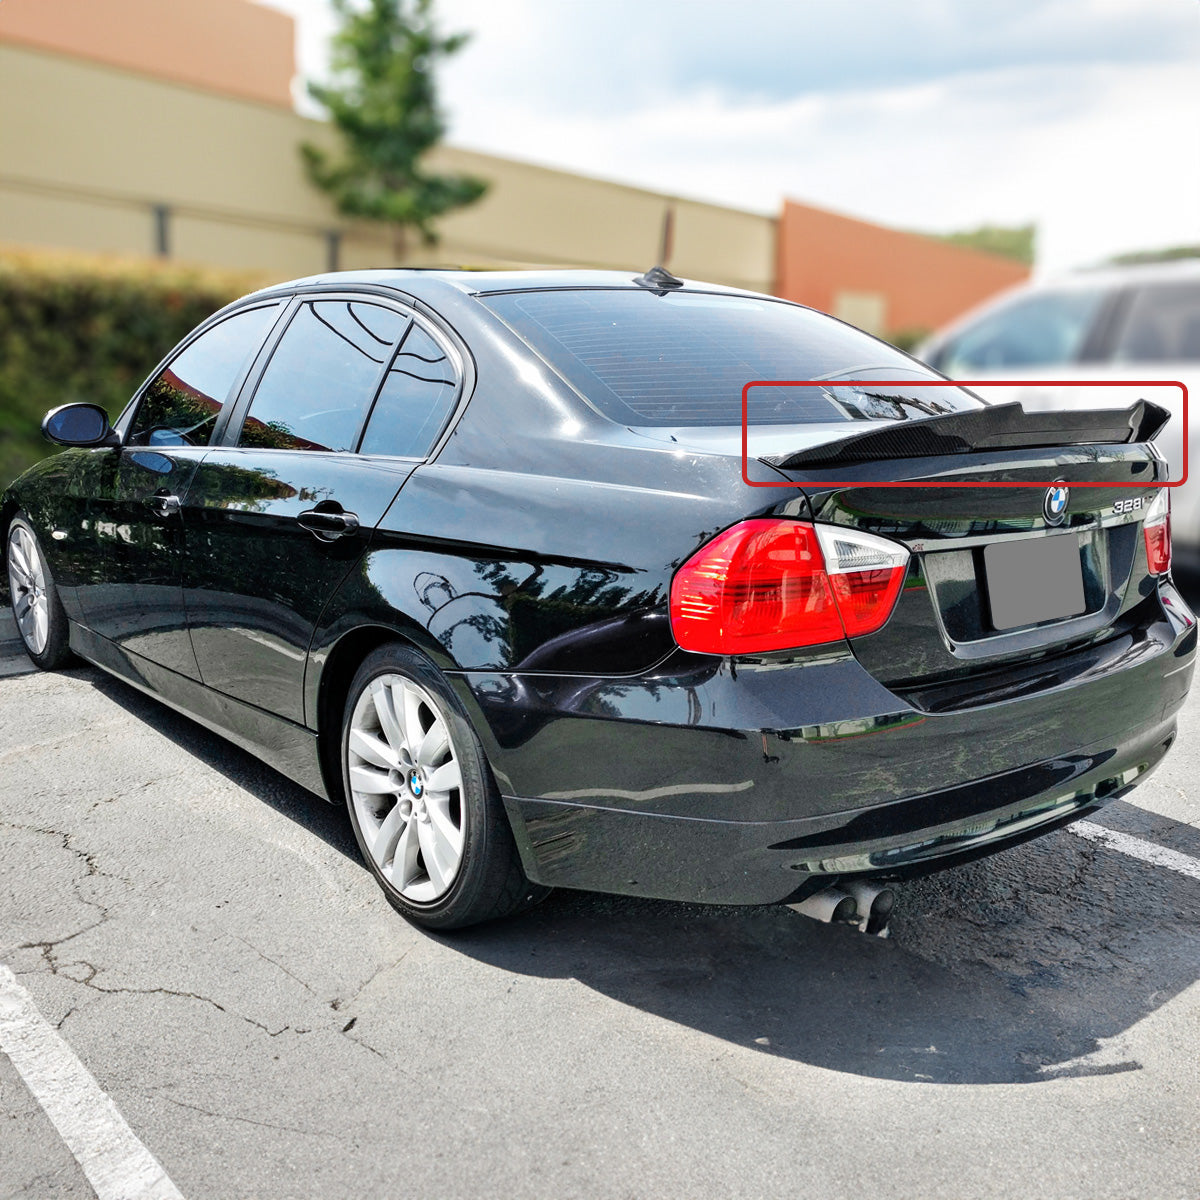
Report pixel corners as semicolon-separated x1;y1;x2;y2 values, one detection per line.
760;400;1170;470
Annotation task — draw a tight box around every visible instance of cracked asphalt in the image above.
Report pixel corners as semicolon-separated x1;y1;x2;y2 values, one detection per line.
1;607;1199;1200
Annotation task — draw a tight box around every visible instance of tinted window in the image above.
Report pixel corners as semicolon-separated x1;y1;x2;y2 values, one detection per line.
1114;282;1200;362
482;289;968;426
360;322;458;457
238;300;406;451
936;290;1104;374
128;305;279;447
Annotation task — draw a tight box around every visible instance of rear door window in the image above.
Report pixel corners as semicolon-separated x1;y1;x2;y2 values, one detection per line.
359;321;458;457
1113;281;1200;362
237;300;407;451
127;304;280;447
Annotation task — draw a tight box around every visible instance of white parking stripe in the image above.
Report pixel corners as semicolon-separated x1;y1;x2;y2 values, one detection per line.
0;964;184;1200
1069;820;1200;881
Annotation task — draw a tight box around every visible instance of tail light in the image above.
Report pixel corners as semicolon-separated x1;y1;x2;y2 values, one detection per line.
669;519;909;655
1144;489;1171;575
816;524;912;637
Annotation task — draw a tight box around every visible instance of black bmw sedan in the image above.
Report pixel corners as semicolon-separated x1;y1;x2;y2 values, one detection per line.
4;268;1195;929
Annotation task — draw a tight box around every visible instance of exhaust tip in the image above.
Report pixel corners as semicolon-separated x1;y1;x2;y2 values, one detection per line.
787;888;858;924
844;881;896;936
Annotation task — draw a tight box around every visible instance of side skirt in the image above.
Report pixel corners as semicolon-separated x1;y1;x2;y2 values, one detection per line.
69;622;329;800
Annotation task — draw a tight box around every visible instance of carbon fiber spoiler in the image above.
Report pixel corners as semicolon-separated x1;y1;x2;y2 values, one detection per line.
760;400;1171;470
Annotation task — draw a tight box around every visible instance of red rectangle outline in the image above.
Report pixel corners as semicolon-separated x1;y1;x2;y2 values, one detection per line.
740;379;1188;489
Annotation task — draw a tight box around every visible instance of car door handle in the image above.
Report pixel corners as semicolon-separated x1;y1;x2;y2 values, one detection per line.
296;507;361;538
148;490;181;518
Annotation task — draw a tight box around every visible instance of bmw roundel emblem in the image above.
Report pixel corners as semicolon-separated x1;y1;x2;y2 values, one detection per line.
409;769;424;798
1044;483;1069;526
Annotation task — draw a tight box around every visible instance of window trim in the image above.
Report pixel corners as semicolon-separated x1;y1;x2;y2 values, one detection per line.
219;291;465;461
353;313;462;457
114;300;287;447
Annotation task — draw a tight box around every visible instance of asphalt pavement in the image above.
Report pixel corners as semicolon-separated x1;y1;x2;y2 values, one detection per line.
1;607;1198;1200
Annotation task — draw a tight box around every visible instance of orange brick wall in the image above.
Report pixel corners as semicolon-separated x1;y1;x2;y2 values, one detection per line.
776;200;1029;334
0;0;295;108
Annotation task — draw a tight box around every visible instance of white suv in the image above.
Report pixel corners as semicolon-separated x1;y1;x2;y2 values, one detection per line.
918;259;1200;573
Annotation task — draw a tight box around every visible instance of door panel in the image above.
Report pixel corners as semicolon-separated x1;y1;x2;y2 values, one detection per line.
81;446;206;678
183;450;414;722
180;296;435;723
69;302;284;677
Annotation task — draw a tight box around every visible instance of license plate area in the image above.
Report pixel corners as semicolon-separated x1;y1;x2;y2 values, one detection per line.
984;534;1087;631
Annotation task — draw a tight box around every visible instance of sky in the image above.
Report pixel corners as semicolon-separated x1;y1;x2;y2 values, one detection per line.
260;0;1200;274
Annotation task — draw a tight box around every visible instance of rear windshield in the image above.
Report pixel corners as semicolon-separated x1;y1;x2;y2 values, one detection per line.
482;288;981;426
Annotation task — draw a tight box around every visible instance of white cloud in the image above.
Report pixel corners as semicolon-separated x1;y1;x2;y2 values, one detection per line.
260;0;1200;271
435;0;1199;110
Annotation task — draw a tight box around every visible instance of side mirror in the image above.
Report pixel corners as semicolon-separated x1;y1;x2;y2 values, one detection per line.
42;403;117;448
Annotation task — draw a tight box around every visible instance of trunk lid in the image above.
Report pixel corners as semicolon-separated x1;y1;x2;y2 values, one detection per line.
634;398;1169;691
773;435;1164;691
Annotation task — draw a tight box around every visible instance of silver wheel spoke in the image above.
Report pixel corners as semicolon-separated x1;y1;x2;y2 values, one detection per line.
348;727;399;770
348;763;397;794
416;718;450;770
417;818;453;892
398;680;424;751
373;802;407;864
9;538;31;580
426;799;464;859
370;680;405;753
425;760;461;796
388;818;421;890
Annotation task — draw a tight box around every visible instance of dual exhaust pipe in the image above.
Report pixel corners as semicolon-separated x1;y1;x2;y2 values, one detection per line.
788;881;895;936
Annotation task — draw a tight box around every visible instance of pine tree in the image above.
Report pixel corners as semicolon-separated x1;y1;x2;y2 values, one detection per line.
301;0;487;258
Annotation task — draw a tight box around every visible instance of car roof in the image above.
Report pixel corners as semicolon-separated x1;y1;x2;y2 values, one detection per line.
243;268;767;306
1038;256;1200;293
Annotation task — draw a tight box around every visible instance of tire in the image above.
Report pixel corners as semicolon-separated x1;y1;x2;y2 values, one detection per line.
341;642;548;930
6;514;72;670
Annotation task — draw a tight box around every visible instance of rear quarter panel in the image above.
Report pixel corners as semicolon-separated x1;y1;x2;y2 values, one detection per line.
305;440;778;702
304;289;804;725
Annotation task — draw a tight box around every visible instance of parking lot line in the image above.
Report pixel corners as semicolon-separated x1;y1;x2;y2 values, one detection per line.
0;964;183;1200
1069;819;1200;881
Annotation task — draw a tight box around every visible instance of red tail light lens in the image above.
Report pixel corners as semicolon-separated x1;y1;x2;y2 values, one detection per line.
669;519;909;655
1144;489;1171;576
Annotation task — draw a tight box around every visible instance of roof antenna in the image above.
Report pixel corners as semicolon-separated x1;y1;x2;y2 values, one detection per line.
633;265;685;293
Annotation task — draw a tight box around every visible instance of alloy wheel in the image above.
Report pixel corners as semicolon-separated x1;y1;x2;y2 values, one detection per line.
347;673;466;903
7;525;49;656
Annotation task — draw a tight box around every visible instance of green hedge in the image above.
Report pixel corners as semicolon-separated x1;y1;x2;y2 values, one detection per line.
0;249;262;486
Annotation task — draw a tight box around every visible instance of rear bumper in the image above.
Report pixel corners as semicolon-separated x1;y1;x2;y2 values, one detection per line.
455;585;1196;905
501;717;1176;904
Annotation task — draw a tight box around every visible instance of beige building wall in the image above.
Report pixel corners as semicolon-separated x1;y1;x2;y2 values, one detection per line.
0;0;296;109
0;41;775;293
